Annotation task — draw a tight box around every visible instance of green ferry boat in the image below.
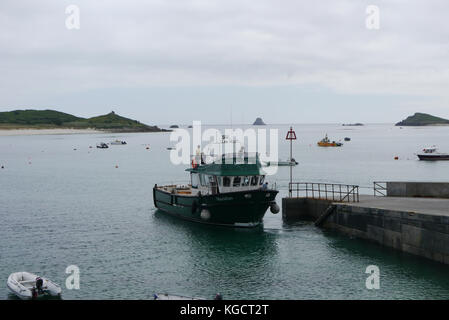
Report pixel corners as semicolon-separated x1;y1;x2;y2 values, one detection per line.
153;154;279;227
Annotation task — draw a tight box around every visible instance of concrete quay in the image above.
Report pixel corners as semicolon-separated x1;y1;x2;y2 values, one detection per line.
282;195;449;265
386;182;449;199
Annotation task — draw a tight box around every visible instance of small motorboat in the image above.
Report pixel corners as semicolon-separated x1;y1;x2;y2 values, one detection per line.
279;158;298;166
417;146;449;161
96;142;109;149
7;272;62;300
264;158;298;167
317;134;343;147
110;140;127;145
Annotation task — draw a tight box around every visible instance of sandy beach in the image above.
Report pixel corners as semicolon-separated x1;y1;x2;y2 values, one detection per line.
0;128;103;136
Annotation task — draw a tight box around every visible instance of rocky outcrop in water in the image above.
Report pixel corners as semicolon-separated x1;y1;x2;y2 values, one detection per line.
253;117;266;125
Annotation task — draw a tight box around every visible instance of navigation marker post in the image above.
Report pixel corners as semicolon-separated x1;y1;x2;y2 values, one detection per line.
286;127;297;197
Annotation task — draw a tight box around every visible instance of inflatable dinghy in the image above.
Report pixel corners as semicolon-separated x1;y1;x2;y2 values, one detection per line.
7;272;62;300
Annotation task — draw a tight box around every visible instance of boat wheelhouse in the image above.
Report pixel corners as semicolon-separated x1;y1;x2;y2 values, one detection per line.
153;153;279;227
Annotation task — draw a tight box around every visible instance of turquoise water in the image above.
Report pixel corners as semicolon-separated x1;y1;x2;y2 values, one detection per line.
1;124;449;299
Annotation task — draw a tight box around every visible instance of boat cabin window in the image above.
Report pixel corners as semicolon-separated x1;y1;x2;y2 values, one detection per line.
242;176;250;187
200;174;210;186
223;177;231;187
233;176;241;187
251;176;258;186
259;176;265;185
208;175;216;185
191;173;199;188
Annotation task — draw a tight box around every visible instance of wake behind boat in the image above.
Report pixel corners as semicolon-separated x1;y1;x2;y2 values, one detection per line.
7;272;61;300
417;146;449;160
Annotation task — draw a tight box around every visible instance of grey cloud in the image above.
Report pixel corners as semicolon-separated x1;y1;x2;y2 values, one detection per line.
0;0;448;114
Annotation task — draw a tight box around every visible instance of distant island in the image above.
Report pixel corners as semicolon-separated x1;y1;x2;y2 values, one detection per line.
395;113;449;126
253;117;266;125
169;125;180;128
0;109;168;132
342;123;364;126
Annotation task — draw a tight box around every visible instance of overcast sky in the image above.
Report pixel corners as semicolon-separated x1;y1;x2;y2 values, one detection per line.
1;0;448;124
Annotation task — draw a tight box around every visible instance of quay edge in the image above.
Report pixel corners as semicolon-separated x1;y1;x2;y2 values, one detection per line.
282;196;449;265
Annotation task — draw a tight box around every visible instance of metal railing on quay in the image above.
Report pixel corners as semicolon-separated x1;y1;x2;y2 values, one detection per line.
288;182;360;202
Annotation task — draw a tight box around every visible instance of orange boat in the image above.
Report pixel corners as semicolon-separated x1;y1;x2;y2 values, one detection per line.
317;134;343;147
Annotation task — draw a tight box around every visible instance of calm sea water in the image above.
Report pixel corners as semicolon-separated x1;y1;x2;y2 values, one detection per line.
1;124;449;300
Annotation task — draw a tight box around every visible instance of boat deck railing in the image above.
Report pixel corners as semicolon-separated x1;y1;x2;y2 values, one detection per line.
192;152;261;165
288;182;359;202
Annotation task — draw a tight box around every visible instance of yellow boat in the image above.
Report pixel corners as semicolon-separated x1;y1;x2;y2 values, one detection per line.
317;134;343;147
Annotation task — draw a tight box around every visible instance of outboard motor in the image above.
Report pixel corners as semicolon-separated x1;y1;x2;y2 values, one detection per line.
31;288;38;299
214;293;223;300
36;277;44;294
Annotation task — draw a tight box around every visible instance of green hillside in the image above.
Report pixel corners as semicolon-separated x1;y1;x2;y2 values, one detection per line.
0;109;83;126
85;111;156;130
0;109;166;132
395;113;449;126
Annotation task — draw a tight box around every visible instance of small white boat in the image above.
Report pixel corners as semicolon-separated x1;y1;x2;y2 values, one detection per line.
264;158;298;167
96;142;109;149
110;140;127;145
7;272;62;300
417;146;449;161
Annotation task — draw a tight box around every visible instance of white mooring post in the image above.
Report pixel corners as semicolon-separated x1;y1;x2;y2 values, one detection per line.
286;126;297;197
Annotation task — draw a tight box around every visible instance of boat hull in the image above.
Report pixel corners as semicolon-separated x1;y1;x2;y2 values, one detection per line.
418;154;449;161
7;272;62;300
317;142;342;147
153;188;278;227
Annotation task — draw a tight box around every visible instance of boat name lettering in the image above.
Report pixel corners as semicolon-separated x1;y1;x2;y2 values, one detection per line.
216;197;233;201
